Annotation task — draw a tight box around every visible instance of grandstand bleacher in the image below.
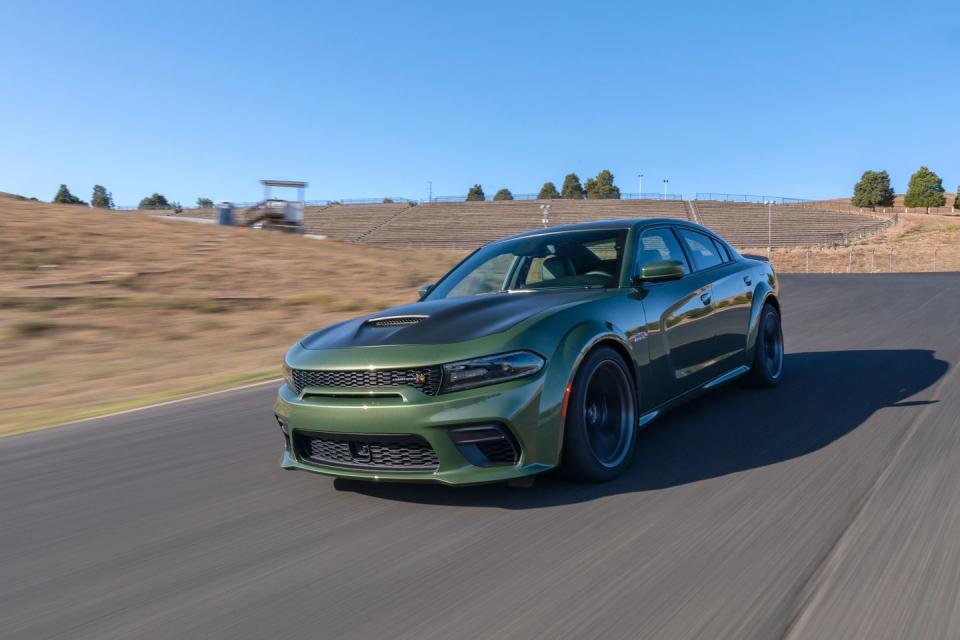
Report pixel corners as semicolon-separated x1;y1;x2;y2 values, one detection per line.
692;201;893;247
358;199;689;250
162;197;895;250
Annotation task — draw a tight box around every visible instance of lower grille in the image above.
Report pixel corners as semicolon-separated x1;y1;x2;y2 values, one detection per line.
476;439;519;464
448;424;521;467
294;431;439;472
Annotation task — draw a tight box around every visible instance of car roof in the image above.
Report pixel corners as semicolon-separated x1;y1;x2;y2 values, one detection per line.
493;217;714;244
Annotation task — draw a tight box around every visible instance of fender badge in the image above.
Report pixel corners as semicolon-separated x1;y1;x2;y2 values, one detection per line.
629;330;648;344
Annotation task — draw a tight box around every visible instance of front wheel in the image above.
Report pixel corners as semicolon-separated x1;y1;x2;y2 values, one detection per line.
561;346;637;482
745;303;784;388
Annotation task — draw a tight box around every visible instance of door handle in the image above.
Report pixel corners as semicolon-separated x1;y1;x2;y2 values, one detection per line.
700;292;712;306
743;275;752;286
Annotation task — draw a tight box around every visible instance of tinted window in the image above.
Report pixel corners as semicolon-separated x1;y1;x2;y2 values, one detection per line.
712;239;731;262
678;228;723;271
637;228;690;275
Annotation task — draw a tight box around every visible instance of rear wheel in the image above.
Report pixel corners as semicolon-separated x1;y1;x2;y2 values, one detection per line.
561;346;637;482
745;303;784;388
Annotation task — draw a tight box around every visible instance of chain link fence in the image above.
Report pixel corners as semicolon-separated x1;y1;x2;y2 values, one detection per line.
759;247;960;273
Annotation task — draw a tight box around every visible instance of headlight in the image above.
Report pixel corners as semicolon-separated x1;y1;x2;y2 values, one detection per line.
440;351;544;393
282;361;296;390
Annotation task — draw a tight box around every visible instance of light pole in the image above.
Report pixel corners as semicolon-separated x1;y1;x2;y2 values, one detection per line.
426;181;433;203
765;200;773;256
663;179;669;200
638;173;643;199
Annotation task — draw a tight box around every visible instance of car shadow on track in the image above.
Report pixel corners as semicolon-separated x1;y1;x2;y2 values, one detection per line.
334;349;948;508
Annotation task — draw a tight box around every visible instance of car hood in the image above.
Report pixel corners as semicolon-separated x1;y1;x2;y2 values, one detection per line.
300;289;610;349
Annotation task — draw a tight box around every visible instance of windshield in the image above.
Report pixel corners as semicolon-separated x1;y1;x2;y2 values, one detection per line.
427;228;629;300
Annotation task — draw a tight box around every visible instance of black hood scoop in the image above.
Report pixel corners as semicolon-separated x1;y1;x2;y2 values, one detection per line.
367;315;428;328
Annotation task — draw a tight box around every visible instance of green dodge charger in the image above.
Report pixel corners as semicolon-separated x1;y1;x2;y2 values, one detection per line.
275;218;783;484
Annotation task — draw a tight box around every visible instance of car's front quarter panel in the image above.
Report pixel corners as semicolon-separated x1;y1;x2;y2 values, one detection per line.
274;290;644;484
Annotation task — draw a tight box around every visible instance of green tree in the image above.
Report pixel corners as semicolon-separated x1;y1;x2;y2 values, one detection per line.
850;170;895;209
493;188;513;201
52;184;86;205
585;169;621;199
538;181;560;199
138;193;172;210
196;197;214;208
91;185;113;209
561;173;584;199
466;184;485;201
903;166;946;210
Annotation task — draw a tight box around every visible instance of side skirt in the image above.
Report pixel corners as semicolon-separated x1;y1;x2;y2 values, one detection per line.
636;364;751;428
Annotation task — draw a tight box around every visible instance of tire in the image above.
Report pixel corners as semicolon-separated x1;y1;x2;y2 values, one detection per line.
561;346;638;482
745;303;784;388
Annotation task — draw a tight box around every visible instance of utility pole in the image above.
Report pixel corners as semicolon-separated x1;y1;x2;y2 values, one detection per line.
663;178;669;200
427;181;433;203
765;200;773;257
638;173;643;199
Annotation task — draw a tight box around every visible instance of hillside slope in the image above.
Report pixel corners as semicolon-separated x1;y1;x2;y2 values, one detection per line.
0;198;461;433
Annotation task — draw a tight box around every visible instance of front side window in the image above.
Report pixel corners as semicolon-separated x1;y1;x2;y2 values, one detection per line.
427;229;628;299
636;228;690;275
677;228;723;271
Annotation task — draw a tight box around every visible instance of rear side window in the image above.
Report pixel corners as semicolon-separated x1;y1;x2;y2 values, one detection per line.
637;228;690;275
678;228;723;271
713;239;731;263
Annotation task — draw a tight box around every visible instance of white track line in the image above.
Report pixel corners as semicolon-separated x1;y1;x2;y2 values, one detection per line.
52;378;282;429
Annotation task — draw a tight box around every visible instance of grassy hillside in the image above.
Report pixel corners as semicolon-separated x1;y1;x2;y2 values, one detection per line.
0;197;461;434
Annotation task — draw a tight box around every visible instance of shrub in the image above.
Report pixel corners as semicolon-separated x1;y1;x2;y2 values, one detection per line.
196;197;214;208
466;184;485;201
52;184;87;205
493;188;513;201
538;182;560;199
138;193;172;210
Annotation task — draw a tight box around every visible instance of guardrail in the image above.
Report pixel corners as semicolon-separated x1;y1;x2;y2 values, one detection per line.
695;193;811;205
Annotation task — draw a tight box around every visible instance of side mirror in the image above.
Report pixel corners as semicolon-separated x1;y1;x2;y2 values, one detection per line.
633;260;685;285
417;283;435;300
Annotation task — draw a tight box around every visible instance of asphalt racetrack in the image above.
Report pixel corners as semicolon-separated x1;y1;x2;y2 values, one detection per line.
3;274;960;640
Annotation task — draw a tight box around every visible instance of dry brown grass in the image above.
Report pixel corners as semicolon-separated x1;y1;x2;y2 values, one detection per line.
816;194;958;212
754;213;960;273
0;198;461;434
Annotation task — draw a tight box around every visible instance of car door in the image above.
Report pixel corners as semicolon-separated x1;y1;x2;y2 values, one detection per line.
634;226;722;404
696;235;753;364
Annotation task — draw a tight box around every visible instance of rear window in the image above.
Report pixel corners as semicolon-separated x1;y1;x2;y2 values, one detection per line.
677;228;723;271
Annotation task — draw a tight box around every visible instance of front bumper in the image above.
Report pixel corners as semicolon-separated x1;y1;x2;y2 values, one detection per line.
273;374;559;485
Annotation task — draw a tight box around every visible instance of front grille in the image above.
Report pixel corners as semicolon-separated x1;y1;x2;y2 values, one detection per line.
294;431;439;471
290;366;442;395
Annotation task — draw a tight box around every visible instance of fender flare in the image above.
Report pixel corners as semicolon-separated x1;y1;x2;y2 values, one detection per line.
746;284;780;360
543;321;638;458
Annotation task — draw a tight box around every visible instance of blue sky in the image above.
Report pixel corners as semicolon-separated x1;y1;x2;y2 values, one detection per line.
2;0;957;206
